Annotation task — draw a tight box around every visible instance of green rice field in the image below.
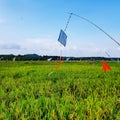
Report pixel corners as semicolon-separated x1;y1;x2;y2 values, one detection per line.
0;61;120;120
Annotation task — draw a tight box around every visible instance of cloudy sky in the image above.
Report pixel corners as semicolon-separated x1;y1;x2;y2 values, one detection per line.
0;0;120;57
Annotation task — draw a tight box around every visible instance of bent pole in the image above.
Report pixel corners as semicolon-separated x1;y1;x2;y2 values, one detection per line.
105;51;111;57
64;13;72;32
69;13;120;47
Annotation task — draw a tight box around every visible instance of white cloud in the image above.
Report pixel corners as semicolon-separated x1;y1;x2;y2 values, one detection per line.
0;38;60;55
117;47;120;51
64;42;105;57
0;44;21;50
0;38;120;57
0;41;21;55
18;38;61;55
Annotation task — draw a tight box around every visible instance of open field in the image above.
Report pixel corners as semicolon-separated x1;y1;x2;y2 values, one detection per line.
0;61;120;120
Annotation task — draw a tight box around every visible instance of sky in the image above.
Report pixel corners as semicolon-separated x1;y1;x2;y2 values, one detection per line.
0;0;120;57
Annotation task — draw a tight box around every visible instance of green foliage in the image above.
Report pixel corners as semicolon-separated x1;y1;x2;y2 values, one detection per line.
0;61;120;120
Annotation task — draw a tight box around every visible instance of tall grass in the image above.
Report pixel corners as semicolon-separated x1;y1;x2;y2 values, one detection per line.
0;61;120;120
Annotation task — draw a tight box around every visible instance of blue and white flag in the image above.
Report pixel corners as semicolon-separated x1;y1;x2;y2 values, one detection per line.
58;29;67;47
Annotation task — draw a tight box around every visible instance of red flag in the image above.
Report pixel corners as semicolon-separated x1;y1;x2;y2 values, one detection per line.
102;60;111;72
55;56;62;70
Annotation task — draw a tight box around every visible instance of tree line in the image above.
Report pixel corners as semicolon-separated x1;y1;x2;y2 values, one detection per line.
0;54;119;61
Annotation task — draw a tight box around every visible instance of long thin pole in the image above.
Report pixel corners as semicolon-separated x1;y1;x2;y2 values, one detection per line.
64;13;72;32
70;13;120;47
105;51;111;57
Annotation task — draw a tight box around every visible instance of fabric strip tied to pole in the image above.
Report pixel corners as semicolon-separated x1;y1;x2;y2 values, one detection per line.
102;60;111;72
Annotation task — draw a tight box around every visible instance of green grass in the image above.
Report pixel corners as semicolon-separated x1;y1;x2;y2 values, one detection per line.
0;61;120;120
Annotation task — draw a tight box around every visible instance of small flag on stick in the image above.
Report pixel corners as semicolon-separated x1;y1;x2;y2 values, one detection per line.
102;60;111;72
55;56;62;70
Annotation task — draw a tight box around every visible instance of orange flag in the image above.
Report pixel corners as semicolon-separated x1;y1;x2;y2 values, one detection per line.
102;60;111;72
55;56;62;70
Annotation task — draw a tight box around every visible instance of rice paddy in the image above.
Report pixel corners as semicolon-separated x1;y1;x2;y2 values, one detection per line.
0;61;120;120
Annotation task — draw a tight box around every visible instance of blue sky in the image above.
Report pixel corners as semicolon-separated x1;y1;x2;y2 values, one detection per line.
0;0;120;57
